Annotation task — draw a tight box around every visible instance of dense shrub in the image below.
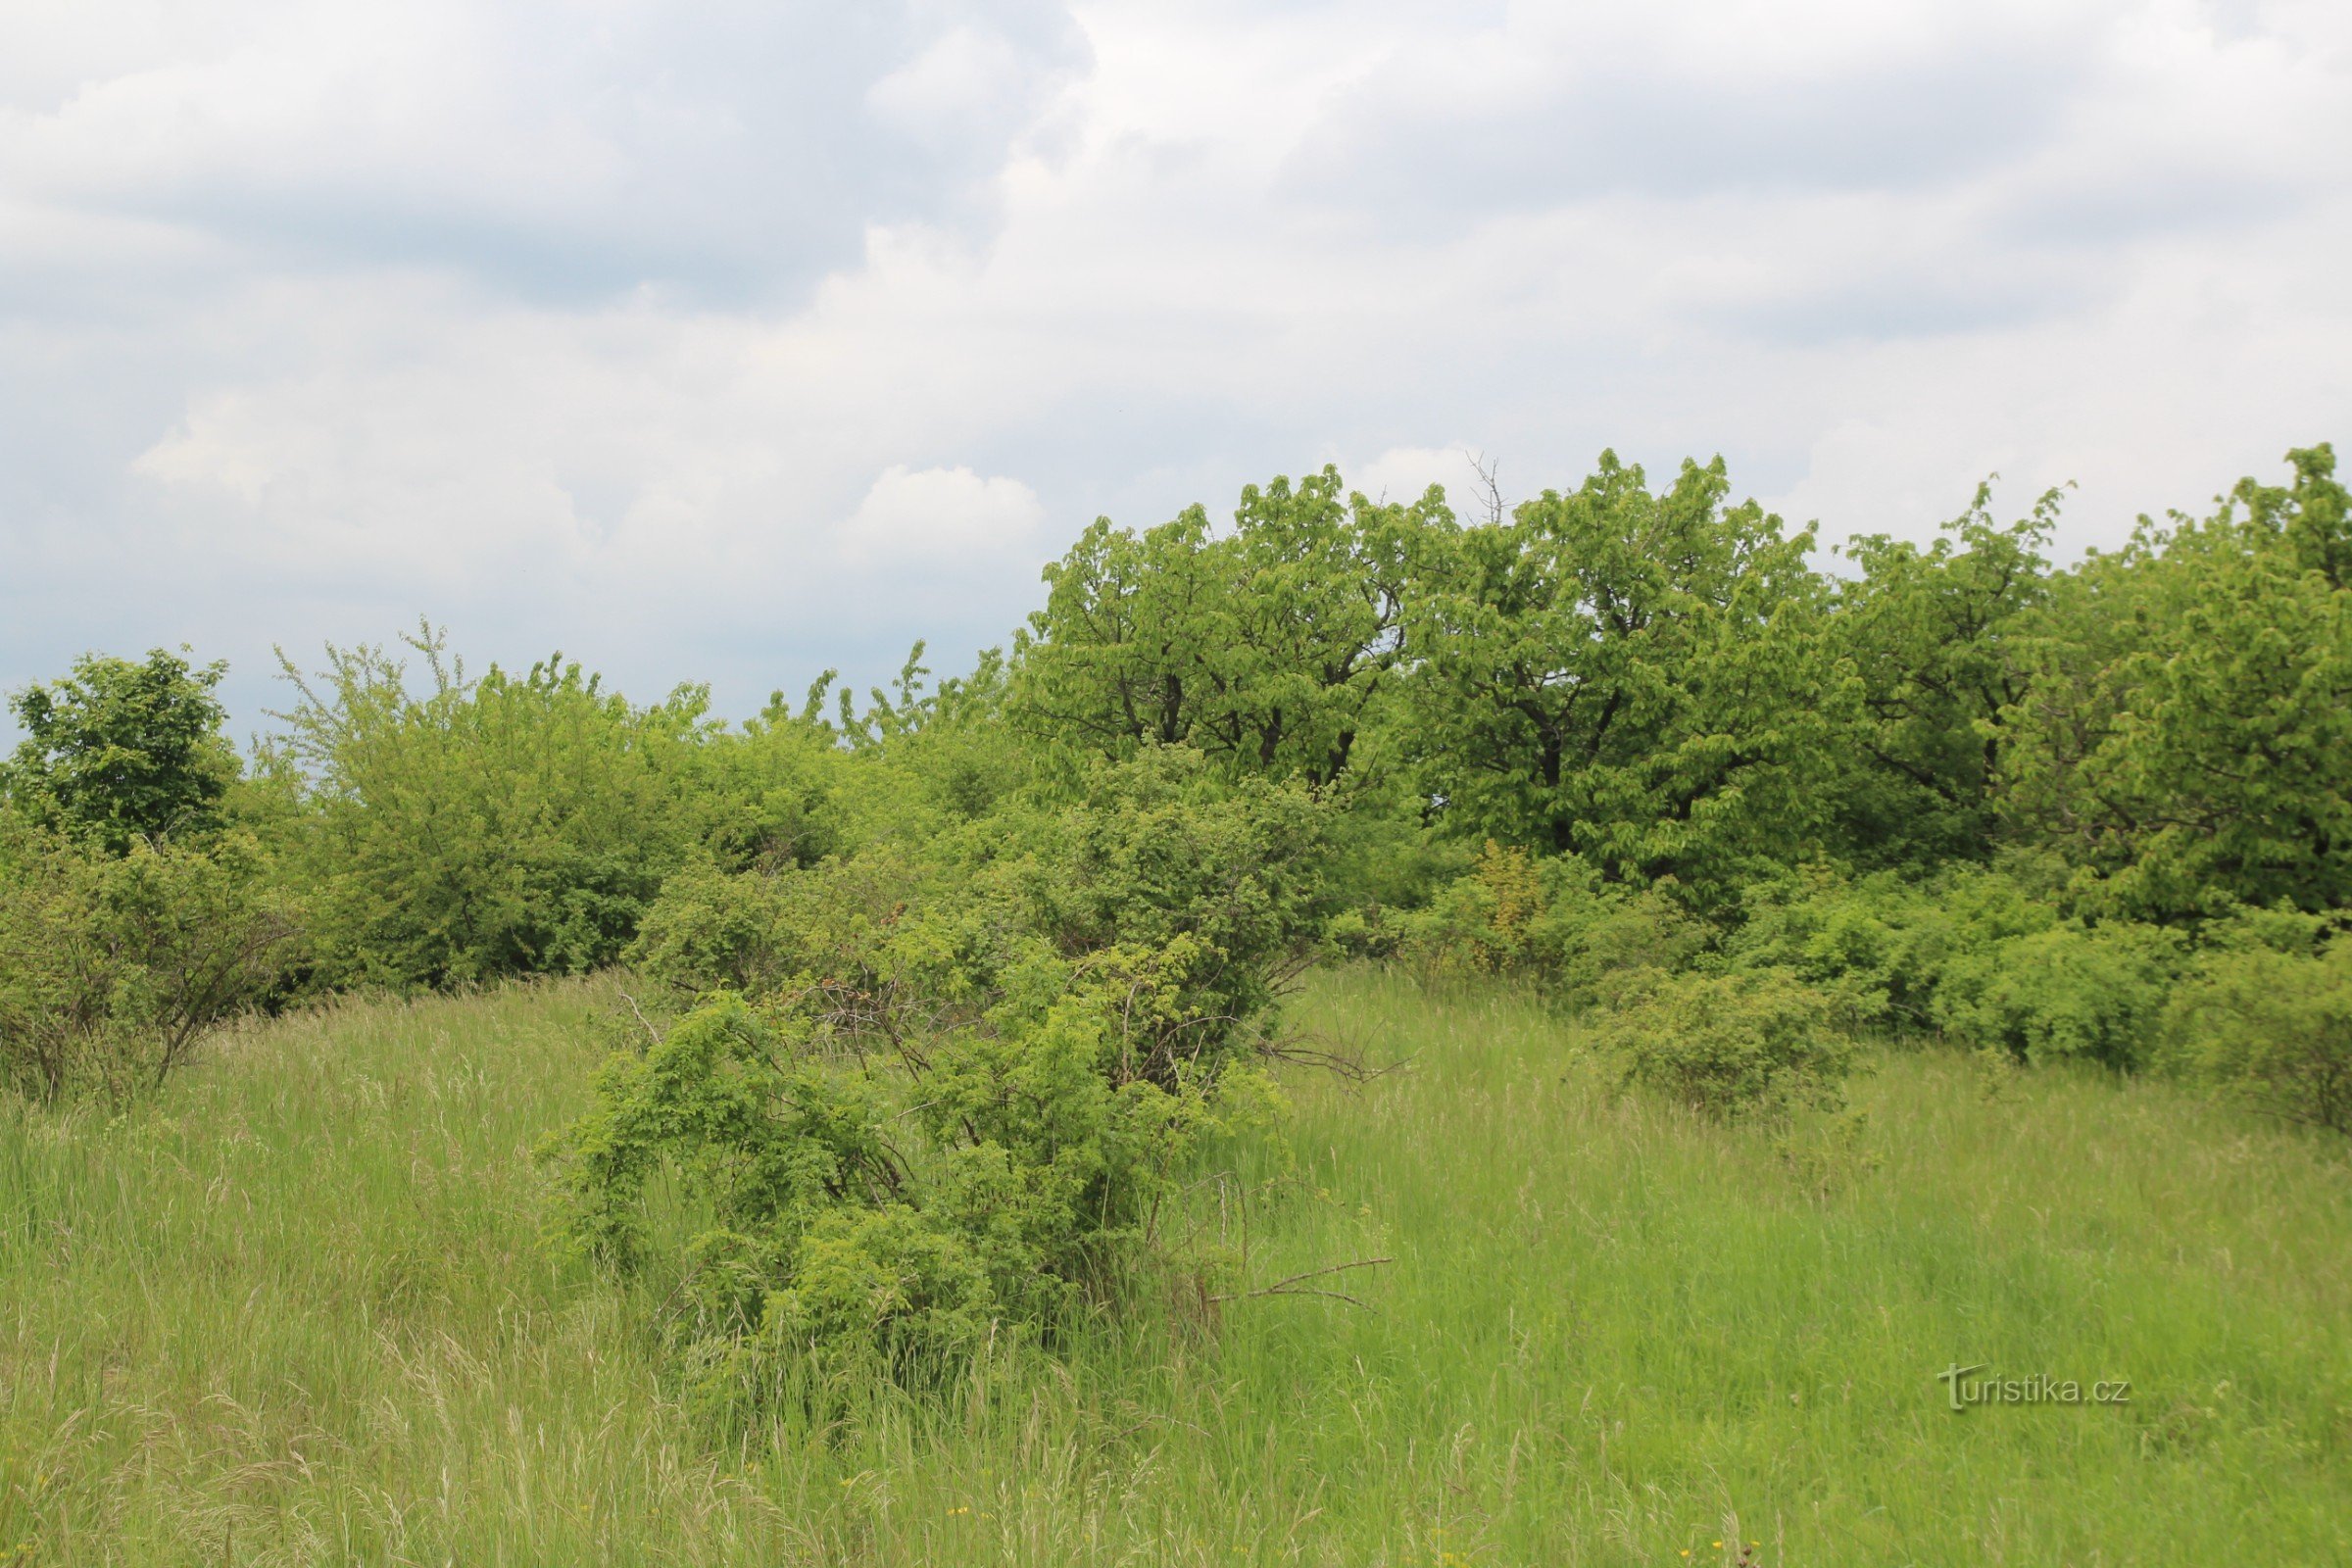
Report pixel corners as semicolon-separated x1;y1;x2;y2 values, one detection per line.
624;859;819;997
1721;859;2065;1034
1720;868;1921;1029
1401;843;1703;1006
0;818;300;1101
1397;841;1546;976
264;628;713;987
1719;861;2192;1070
979;750;1335;1059
1931;920;2183;1070
1590;969;1851;1121
2163;937;2352;1135
552;750;1327;1403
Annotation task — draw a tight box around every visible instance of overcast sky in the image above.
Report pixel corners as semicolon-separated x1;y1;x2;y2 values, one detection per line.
4;0;2348;736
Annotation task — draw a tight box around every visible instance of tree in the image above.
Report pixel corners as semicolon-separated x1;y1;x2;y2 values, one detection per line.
1396;451;1837;903
1013;468;1442;787
1827;484;2057;864
3;647;238;853
1997;444;2352;919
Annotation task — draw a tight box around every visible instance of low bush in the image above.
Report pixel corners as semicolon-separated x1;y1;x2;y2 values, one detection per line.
1589;969;1852;1122
1401;843;1704;1007
549;750;1326;1407
0;819;300;1102
2163;936;2352;1135
1931;919;2184;1070
1722;859;2067;1035
1722;867;1929;1030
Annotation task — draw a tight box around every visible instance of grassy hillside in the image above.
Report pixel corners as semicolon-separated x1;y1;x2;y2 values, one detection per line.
3;970;2346;1565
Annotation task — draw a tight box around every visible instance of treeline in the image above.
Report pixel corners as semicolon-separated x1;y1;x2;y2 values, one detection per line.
3;441;2347;1395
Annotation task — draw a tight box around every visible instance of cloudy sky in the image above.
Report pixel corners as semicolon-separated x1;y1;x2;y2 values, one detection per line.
4;0;2348;735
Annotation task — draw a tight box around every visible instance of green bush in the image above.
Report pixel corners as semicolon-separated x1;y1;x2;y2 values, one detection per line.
551;749;1325;1403
623;859;799;996
1722;860;2062;1034
264;628;712;987
979;749;1336;1058
1721;868;1916;1028
2164;939;2352;1135
1401;843;1703;1006
1932;919;2183;1070
1324;904;1406;961
0;818;300;1101
1590;969;1851;1121
1530;879;1708;1009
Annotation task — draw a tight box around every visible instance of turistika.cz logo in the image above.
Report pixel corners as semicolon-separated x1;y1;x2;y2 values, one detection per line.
1936;1363;2132;1411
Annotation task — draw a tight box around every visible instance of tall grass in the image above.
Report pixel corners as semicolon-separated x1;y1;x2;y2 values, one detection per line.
2;969;2346;1564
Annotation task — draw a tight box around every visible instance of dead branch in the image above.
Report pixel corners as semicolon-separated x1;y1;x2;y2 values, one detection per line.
1208;1255;1393;1310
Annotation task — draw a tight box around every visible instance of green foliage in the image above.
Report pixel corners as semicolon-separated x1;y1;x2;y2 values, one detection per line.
979;753;1335;1065
1720;858;2064;1034
1013;469;1437;786
556;749;1327;1396
3;647;239;853
1720;866;1925;1029
1829;486;2055;864
0;817;299;1101
1590;969;1852;1121
1997;445;2352;919
1399;842;1703;1007
2164;936;2352;1135
1396;452;1838;904
1720;860;2189;1070
1930;919;2184;1070
263;625;717;987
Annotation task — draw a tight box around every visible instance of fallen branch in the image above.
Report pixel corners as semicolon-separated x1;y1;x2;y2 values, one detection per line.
1208;1255;1394;1311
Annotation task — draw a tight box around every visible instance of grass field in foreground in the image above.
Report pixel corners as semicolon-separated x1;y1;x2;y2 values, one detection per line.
2;968;2347;1565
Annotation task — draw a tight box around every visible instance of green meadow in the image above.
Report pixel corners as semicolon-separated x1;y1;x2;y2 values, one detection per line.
6;968;2344;1567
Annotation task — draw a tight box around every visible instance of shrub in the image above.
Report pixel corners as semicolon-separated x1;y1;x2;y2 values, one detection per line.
0;819;300;1101
551;749;1326;1405
1932;919;2183;1070
265;627;710;987
1721;858;2085;1041
1401;841;1544;976
1401;843;1704;1006
549;954;1284;1410
964;748;1336;1070
2164;940;2352;1135
624;860;796;996
1590;969;1851;1121
1528;878;1707;1009
1323;904;1405;961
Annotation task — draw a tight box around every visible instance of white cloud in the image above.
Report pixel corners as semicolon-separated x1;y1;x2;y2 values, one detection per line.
838;465;1048;566
1350;445;1486;510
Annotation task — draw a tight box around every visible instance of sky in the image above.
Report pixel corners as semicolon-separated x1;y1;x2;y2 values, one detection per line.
4;0;2349;738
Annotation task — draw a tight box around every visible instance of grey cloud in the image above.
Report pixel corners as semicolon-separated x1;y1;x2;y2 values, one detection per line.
6;1;1087;307
1718;270;2091;347
1989;165;2305;249
1280;31;2087;223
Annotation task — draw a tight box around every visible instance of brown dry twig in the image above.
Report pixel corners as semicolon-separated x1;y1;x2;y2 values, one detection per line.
1208;1255;1394;1311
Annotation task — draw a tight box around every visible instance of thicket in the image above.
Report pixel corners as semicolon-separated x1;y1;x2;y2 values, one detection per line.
5;439;2347;1384
546;749;1327;1413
